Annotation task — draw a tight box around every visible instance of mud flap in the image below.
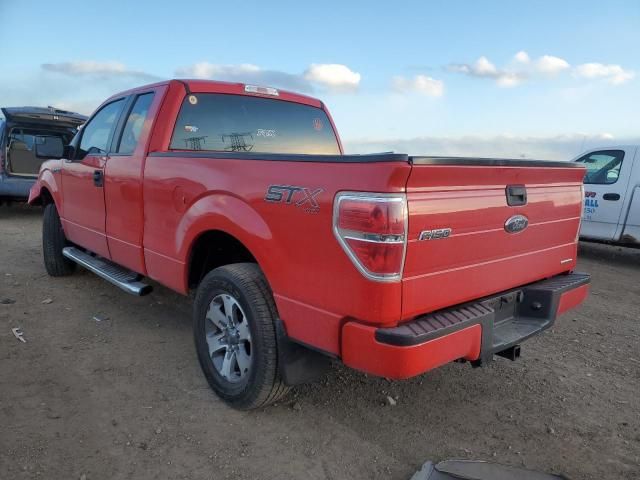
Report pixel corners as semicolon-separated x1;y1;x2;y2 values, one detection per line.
275;318;331;386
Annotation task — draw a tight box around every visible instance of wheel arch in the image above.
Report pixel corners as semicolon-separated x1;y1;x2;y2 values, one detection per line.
28;167;63;212
187;229;261;289
177;193;280;293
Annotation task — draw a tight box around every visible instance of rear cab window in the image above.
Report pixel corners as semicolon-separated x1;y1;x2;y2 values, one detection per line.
170;93;340;155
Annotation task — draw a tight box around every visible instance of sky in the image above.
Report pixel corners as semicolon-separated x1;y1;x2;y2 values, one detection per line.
0;0;638;159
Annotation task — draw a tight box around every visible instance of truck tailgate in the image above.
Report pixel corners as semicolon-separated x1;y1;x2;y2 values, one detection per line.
402;157;585;319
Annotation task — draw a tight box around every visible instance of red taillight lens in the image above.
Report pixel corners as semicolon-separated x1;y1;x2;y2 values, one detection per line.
337;199;405;235
334;193;407;281
344;238;405;275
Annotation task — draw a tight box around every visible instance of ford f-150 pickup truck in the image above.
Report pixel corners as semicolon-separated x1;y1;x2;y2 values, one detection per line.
29;79;590;409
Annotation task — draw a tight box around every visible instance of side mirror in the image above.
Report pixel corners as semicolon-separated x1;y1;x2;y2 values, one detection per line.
34;135;65;159
606;170;619;182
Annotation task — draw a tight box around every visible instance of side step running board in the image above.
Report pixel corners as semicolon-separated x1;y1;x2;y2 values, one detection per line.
62;247;152;296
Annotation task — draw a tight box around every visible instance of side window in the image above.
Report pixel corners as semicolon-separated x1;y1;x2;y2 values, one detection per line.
78;99;125;160
117;93;154;155
575;150;625;185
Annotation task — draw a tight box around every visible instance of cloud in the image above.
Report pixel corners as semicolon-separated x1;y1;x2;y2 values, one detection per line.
473;56;498;76
175;62;361;93
574;63;635;85
448;55;525;87
175;62;313;93
303;63;361;92
0;62;160;115
392;75;444;97
535;55;570;74
42;61;160;81
448;52;587;87
448;56;493;76
495;72;523;88
176;62;261;79
514;51;530;64
343;133;638;161
450;51;635;89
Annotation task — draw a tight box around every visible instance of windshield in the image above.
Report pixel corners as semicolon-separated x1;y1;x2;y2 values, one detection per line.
170;93;340;155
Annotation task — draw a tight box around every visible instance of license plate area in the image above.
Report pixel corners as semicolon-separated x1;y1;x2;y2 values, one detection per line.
481;290;521;326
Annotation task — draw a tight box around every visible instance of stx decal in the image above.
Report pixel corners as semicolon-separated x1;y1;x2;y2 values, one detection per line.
265;185;323;214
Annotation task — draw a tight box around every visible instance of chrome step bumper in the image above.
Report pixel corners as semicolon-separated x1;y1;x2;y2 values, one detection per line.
62;247;152;296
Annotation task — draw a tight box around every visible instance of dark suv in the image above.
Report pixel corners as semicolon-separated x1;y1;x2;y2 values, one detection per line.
0;106;86;204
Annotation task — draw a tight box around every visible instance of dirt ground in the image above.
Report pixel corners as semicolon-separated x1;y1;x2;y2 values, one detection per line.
0;204;638;480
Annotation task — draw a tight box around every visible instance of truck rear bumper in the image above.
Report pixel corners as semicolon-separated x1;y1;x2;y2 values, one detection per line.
0;172;34;201
341;272;590;379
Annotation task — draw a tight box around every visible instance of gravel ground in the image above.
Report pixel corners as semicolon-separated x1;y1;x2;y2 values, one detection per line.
1;204;639;480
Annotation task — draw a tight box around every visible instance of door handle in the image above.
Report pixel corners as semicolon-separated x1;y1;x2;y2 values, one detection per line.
602;193;620;201
505;184;527;206
93;170;104;187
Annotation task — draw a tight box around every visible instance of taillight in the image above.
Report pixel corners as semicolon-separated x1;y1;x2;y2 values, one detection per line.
333;192;408;282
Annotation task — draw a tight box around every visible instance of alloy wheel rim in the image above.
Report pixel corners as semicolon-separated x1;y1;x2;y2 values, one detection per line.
205;294;252;383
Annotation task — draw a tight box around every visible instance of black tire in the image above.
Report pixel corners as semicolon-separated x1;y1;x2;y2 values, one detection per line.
42;203;76;277
193;263;289;409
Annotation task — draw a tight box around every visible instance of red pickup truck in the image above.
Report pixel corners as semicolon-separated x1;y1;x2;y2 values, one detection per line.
29;79;590;409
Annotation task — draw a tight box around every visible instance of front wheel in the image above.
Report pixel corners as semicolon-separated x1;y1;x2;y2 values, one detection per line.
193;263;289;409
42;203;75;277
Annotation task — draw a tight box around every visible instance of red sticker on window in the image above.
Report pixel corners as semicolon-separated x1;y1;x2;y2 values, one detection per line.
313;118;323;131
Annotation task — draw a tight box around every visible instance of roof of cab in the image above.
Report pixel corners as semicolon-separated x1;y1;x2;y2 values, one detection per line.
104;79;324;109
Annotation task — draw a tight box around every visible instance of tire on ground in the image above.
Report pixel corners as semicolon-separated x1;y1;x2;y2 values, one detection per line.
193;263;289;409
42;203;75;277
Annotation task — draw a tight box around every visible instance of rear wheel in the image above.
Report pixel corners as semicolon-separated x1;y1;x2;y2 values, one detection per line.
42;203;75;277
193;263;289;409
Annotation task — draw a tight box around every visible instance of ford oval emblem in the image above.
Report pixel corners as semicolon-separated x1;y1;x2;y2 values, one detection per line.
504;214;529;234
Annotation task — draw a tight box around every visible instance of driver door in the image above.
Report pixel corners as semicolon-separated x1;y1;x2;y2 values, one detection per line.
61;98;126;258
575;149;633;241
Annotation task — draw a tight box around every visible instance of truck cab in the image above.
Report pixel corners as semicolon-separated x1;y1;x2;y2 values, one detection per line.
574;146;640;246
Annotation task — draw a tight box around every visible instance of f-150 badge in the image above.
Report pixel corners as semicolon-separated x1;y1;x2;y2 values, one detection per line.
418;228;452;240
265;185;323;214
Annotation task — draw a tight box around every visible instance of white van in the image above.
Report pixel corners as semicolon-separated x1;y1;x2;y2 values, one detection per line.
573;146;639;246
